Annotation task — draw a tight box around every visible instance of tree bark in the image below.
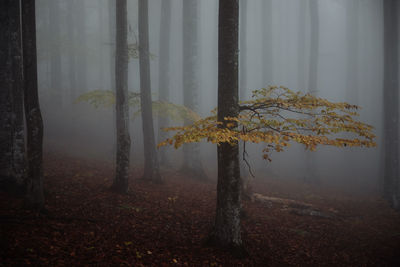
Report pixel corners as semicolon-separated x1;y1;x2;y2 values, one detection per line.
22;0;45;210
112;0;131;193
0;0;26;194
157;0;172;167
181;0;207;180
208;0;245;255
139;0;162;183
239;0;247;100
383;0;399;209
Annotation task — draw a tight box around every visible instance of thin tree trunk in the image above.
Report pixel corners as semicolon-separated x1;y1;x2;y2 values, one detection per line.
22;0;45;210
297;0;307;91
0;0;26;194
76;0;87;93
345;0;359;104
157;0;172;167
262;0;273;86
139;0;162;183
208;0;245;255
67;0;77;102
49;0;62;106
305;0;319;184
383;0;399;209
112;0;131;193
181;0;207;180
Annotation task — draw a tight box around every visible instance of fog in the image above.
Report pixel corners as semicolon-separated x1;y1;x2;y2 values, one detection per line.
35;0;398;193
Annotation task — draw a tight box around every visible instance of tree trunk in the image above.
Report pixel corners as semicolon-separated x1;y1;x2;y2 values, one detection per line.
76;0;87;93
383;0;399;209
345;0;359;104
208;0;245;255
262;0;273;86
181;0;207;180
49;0;62;106
67;0;77;102
112;0;131;193
22;0;45;210
297;0;307;91
157;0;172;167
0;0;26;194
239;0;247;100
139;0;162;183
304;0;319;184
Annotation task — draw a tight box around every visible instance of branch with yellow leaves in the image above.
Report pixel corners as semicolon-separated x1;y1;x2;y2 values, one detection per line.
158;86;376;162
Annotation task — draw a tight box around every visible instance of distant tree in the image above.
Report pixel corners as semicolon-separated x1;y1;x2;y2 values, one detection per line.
111;0;131;193
261;0;273;86
76;0;87;93
48;0;62;105
22;0;45;209
158;0;172;166
345;0;359;104
67;0;77;102
0;0;26;194
139;0;162;183
181;0;207;180
305;0;319;183
383;0;399;209
297;0;307;91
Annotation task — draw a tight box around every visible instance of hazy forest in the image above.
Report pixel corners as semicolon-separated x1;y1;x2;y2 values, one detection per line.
1;0;399;265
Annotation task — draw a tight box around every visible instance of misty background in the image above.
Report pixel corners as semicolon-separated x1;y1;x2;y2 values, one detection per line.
35;0;398;193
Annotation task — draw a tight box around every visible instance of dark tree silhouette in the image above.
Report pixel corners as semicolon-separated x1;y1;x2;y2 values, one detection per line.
208;0;245;255
139;0;162;183
0;0;26;194
22;0;45;209
383;0;399;209
112;0;131;193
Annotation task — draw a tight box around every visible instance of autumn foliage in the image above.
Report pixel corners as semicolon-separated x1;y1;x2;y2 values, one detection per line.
158;86;376;161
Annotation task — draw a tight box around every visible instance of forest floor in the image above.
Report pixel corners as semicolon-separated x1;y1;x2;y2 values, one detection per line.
1;151;400;266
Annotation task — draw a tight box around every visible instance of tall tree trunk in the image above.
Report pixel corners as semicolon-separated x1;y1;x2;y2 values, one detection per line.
76;0;87;93
0;0;26;194
49;0;62;106
262;0;273;86
67;0;77;102
239;0;247;100
345;0;359;104
181;0;207;180
112;0;131;193
208;0;245;255
139;0;162;183
108;0;116;91
22;0;45;210
157;0;172;167
304;0;319;184
297;0;307;91
383;0;399;209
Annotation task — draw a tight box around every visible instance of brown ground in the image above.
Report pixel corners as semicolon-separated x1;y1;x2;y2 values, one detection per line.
1;152;400;266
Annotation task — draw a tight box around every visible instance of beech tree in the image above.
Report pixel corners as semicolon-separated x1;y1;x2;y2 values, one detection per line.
158;3;376;253
22;0;45;209
139;0;162;183
111;0;131;193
